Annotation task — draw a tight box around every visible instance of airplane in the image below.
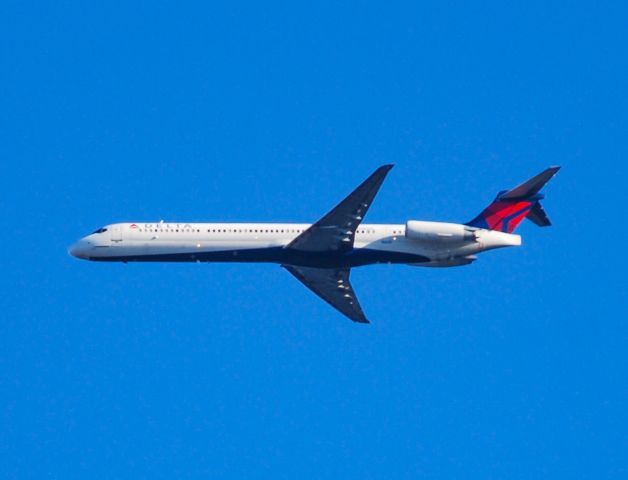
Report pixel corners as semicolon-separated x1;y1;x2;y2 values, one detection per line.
69;165;560;323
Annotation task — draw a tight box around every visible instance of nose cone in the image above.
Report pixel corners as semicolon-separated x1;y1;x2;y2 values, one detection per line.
68;239;91;259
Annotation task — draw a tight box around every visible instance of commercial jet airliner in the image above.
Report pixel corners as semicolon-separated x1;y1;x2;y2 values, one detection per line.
70;165;560;323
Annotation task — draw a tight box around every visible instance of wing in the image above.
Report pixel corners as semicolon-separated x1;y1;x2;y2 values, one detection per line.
282;265;369;323
287;164;394;252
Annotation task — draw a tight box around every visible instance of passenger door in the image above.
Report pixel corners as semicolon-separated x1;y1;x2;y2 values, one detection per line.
110;224;123;243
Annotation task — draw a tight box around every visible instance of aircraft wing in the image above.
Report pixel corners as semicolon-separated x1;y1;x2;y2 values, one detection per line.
286;164;393;252
282;265;369;323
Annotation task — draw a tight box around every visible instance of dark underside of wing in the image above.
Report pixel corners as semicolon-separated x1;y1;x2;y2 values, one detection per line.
281;165;394;323
282;265;368;323
286;165;393;253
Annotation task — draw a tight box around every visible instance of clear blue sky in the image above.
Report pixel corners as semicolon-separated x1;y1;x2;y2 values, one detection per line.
2;2;627;478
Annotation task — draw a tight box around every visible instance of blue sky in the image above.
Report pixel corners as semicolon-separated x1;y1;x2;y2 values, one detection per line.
1;1;627;478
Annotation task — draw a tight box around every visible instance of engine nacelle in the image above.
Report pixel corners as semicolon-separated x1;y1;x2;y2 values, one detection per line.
405;220;476;244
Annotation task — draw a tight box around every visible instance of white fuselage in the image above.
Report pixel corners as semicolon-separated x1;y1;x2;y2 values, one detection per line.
69;221;521;268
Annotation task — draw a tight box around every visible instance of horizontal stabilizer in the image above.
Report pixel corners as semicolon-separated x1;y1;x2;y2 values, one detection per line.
500;166;560;199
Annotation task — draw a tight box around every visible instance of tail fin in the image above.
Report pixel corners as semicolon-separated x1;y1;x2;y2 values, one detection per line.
466;166;560;233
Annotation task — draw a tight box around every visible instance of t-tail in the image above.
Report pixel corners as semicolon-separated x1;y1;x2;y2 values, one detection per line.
466;166;560;233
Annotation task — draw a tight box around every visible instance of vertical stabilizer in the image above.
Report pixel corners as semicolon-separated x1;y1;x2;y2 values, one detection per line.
466;166;560;233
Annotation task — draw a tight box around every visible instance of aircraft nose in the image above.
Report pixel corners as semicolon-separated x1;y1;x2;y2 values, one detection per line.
68;239;91;259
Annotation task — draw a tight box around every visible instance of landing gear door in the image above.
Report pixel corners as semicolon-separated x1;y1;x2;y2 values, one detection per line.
110;224;123;243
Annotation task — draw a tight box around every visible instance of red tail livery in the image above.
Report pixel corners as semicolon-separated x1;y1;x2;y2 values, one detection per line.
467;166;560;233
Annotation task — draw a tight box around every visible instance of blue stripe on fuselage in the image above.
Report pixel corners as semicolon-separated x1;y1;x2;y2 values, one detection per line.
89;247;430;268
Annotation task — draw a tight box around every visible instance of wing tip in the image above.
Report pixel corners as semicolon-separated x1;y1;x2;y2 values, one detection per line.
372;164;394;179
546;165;561;176
353;316;371;324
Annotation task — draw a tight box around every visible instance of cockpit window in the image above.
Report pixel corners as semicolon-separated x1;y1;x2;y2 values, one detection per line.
92;227;108;234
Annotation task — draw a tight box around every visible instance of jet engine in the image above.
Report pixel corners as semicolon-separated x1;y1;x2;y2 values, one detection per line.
405;220;477;244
